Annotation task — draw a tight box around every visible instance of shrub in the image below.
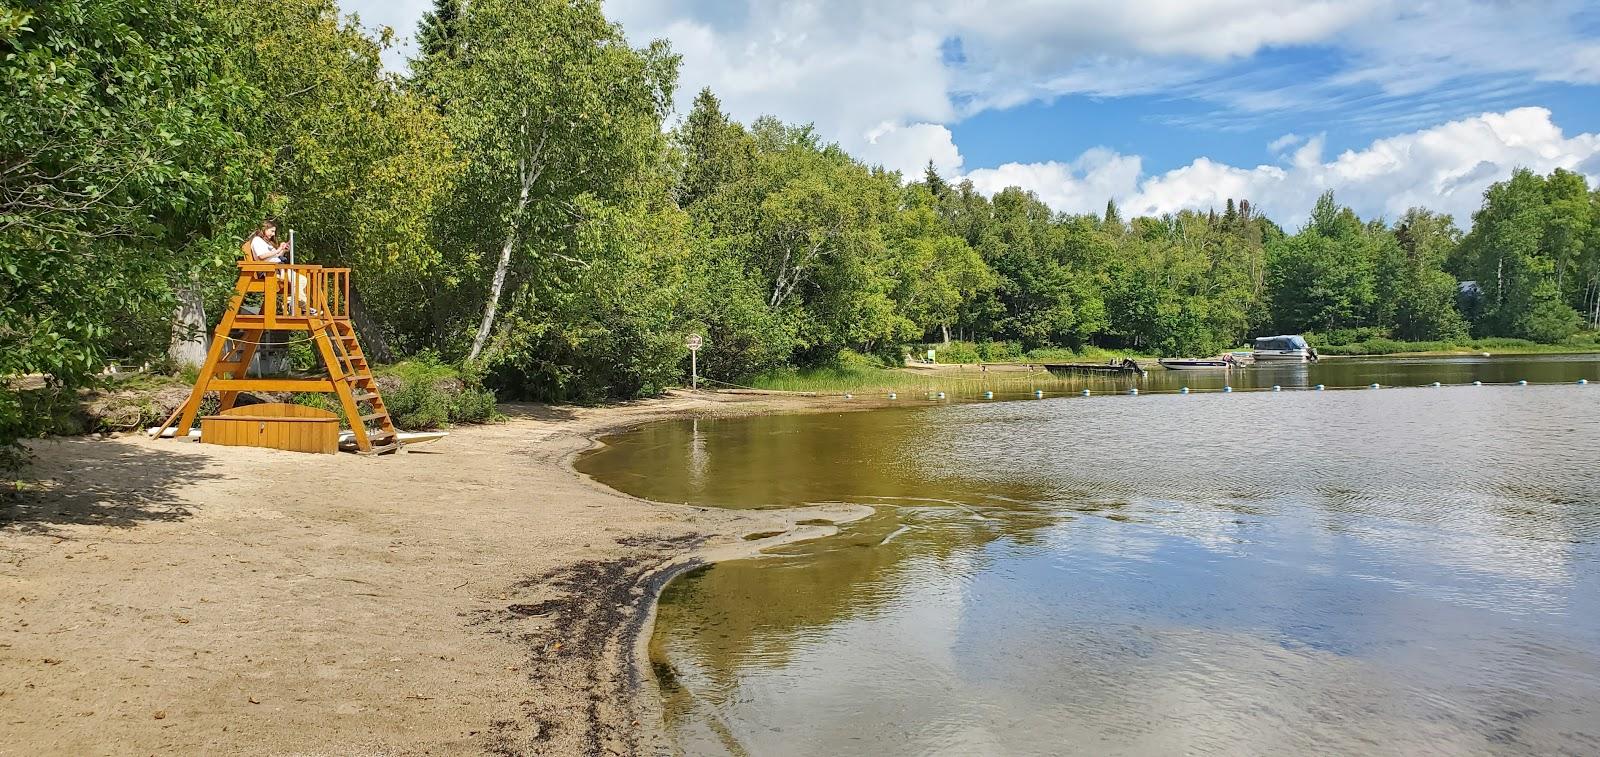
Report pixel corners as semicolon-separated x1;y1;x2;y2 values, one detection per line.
1512;300;1581;344
923;341;979;364
835;348;899;370
374;356;499;430
977;341;1023;362
913;340;1028;364
1305;327;1389;346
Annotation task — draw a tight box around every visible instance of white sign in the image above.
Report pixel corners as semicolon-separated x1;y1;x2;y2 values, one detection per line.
686;334;703;390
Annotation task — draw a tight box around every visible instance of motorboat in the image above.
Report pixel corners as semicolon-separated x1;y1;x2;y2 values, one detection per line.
1158;357;1234;370
1044;357;1146;376
1252;335;1318;362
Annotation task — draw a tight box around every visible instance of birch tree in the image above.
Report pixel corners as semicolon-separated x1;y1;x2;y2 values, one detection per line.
433;0;676;362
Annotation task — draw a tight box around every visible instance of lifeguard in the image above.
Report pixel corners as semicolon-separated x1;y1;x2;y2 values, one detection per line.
151;227;400;454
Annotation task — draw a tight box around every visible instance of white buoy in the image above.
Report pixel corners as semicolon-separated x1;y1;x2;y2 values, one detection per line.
936;391;946;399
1078;389;1089;397
1315;384;1325;391
983;391;994;399
1271;385;1281;392
844;393;853;399
888;392;897;400
1369;383;1380;389
1430;381;1441;387
1223;386;1233;393
1128;388;1138;396
1180;386;1190;394
1481;352;1491;357
1517;379;1527;386
1036;389;1046;398
1580;379;1590;385
1472;380;1482;386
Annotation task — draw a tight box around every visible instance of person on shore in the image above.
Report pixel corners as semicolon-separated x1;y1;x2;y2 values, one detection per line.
241;220;312;313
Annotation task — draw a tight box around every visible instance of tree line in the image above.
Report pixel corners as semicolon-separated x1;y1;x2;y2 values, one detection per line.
4;0;1600;454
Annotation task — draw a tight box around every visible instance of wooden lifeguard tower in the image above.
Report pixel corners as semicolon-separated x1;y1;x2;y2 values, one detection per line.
154;259;399;454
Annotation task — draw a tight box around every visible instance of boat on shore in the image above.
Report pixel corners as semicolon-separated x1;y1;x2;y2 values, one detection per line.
1252;335;1319;362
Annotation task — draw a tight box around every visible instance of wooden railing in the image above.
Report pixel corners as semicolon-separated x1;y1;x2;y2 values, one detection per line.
238;262;351;323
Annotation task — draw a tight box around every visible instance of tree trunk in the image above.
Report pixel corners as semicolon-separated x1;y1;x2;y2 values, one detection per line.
941;323;950;345
468;170;534;363
168;283;207;370
348;286;393;363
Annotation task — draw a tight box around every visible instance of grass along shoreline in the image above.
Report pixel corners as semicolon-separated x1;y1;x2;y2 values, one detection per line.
744;337;1600;395
1315;334;1600;357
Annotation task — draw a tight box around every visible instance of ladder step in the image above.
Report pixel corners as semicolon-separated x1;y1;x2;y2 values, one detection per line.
351;391;378;402
360;412;389;423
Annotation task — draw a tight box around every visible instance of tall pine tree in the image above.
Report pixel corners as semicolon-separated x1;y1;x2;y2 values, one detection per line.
416;0;462;61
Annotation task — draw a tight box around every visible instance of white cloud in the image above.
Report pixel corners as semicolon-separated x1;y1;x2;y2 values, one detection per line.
607;0;956;147
1333;1;1600;95
1267;133;1304;155
859;122;964;179
969;108;1600;226
598;0;1600;152
965;148;1143;213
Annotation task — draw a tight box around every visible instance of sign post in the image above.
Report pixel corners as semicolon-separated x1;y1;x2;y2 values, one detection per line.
686;333;703;390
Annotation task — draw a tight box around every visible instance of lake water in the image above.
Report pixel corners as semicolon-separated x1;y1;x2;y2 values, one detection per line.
577;356;1600;756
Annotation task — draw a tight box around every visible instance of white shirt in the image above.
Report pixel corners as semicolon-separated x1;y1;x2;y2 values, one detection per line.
251;235;282;262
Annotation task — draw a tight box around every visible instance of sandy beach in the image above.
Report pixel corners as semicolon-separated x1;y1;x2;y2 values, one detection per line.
0;391;871;756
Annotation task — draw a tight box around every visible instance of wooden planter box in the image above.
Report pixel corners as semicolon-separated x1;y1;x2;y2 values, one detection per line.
201;403;339;454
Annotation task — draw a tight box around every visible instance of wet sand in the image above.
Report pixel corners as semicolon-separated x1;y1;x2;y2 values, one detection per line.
0;391;871;756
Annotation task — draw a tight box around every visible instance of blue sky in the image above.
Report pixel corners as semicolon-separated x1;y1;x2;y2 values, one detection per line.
341;0;1600;226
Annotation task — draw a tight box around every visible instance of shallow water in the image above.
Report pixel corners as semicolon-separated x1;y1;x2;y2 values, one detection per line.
578;357;1600;756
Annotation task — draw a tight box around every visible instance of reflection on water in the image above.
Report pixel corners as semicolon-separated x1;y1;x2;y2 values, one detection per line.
577;357;1600;756
848;352;1600;400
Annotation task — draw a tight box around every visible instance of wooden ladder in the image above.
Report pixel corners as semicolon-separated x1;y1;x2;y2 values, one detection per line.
311;315;398;455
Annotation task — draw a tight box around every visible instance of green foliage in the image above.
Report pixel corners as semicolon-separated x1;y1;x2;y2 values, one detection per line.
1;0;248;465
929;342;981;364
979;341;1024;362
921;341;1024;364
486;198;696;403
415;0;462;62
1458;168;1594;340
1389;209;1469;341
374;356;498;429
1266;192;1381;334
424;0;678;364
213;0;460;355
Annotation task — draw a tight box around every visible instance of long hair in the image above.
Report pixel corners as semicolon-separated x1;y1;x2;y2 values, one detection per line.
250;219;278;241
